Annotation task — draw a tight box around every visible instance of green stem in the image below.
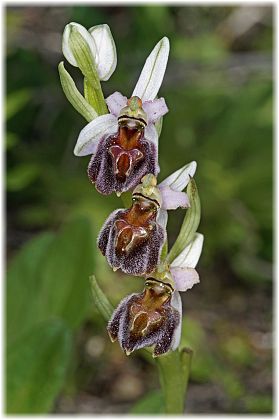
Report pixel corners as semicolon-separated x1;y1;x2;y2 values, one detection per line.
84;77;107;116
156;348;193;414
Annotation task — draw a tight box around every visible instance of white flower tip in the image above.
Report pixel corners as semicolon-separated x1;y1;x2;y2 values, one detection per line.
132;35;170;102
89;23;117;81
161;36;170;51
159;161;198;192
188;161;197;178
62;22;97;68
171;233;204;269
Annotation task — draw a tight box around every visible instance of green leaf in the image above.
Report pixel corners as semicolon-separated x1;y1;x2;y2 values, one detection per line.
6;319;72;414
166;178;201;264
6;89;31;120
90;275;114;322
58;61;97;122
7;218;95;344
7;233;55;344
40;218;95;329
6;132;18;150
6;163;40;191
130;390;164;414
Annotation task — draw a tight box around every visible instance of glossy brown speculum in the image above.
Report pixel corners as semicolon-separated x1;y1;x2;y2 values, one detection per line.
129;285;172;338
108;126;145;181
114;197;158;255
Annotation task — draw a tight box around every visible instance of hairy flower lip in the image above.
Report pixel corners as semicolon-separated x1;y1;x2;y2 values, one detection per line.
98;205;165;276
107;280;180;357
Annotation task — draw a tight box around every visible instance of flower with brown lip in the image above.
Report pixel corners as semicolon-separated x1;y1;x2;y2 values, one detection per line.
73;37;170;195
107;277;181;357
98;174;165;276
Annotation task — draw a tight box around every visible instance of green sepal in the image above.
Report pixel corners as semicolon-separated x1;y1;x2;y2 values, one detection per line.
166;178;201;264
68;27;107;115
155;116;163;137
58;62;97;122
160;240;168;262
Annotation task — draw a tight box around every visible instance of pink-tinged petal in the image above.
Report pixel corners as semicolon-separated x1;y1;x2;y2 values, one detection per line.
106;92;127;116
144;123;158;147
171;233;204;269
159;186;190;210
159;161;197;192
156;208;168;229
132;37;170;102
170;291;182;350
170;267;200;292
142;98;168;123
74;114;118;156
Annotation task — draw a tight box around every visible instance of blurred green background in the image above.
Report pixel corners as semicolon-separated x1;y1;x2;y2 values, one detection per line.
6;5;273;414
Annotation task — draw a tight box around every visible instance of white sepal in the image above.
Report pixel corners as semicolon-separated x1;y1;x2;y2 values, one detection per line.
170;291;182;351
156;208;168;230
132;37;170;102
171;233;204;269
89;24;117;81
74;114;118;156
144;123;159;147
159;161;197;192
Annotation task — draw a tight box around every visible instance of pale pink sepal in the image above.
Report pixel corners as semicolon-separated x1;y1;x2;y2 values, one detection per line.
160;186;190;210
143;98;168;123
170;267;200;292
106;91;127;116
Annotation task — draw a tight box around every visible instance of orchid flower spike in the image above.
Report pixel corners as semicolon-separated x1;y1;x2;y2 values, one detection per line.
62;22;117;81
107;277;180;357
74;37;170;195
